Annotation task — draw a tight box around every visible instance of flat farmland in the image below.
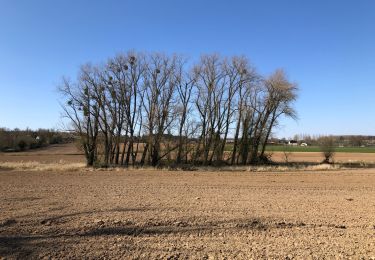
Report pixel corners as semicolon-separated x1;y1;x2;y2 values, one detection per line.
0;144;85;163
1;145;375;258
271;151;375;163
1;143;375;164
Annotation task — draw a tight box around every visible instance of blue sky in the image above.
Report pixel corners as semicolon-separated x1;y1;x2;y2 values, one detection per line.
1;0;374;137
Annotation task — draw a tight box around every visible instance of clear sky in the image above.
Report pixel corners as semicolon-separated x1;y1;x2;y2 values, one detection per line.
1;0;374;138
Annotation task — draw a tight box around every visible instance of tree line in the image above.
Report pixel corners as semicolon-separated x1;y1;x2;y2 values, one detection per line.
287;134;375;147
59;51;298;167
0;128;72;152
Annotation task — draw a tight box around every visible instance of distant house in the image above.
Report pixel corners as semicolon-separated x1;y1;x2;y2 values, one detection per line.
226;138;235;144
288;140;298;146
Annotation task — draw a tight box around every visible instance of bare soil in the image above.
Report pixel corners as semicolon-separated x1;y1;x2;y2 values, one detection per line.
1;145;375;259
0;144;85;163
271;151;375;164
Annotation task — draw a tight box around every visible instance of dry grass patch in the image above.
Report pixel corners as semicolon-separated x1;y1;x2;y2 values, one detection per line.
0;161;86;172
1;160;373;173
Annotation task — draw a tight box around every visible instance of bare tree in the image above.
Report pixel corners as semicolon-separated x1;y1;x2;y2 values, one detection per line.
259;69;298;160
282;144;293;164
59;66;100;166
141;53;178;166
175;60;195;164
229;57;258;165
193;54;226;165
319;136;335;164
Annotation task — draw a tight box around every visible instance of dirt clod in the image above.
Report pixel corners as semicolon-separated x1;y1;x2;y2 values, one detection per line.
0;218;17;227
40;219;52;226
94;219;105;225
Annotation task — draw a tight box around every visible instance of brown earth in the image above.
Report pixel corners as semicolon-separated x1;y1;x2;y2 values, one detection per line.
0;144;85;163
1;145;375;259
271;152;375;164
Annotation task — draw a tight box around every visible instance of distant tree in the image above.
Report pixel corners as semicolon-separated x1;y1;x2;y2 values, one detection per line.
282;144;293;164
319;136;335;164
0;128;69;152
17;139;27;151
349;136;363;147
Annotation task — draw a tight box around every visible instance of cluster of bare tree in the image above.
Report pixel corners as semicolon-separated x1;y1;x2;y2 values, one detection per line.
59;52;298;167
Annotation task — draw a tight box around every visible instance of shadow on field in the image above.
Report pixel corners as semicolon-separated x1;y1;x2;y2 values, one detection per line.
0;212;282;257
82;219;268;237
13;206;163;224
0;207;342;258
81;217;310;237
0;217;272;257
0;234;72;259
